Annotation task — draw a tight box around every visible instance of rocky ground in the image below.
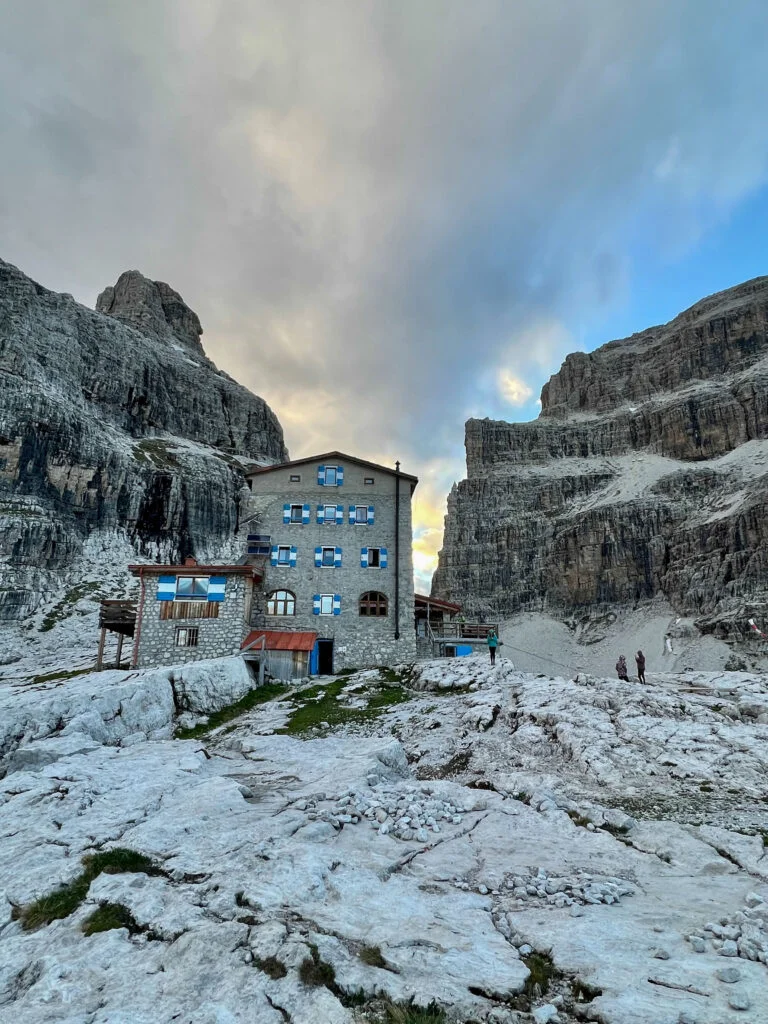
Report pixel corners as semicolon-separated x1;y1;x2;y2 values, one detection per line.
1;654;767;1024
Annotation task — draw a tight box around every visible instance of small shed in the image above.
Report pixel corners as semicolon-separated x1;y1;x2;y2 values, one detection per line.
242;630;317;681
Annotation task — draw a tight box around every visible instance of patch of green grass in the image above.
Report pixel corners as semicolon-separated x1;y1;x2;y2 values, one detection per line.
81;902;140;936
384;1000;446;1024
40;582;101;632
31;667;90;685
253;955;287;979
512;791;531;805
336;667;359;677
133;438;182;469
378;668;403;684
359;944;387;969
760;831;768;848
15;848;164;931
522;950;555;999
176;682;289;739
299;945;337;988
277;679;411;736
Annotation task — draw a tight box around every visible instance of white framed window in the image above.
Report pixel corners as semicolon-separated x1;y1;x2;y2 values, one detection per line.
321;546;335;567
175;626;199;646
355;505;368;524
175;577;209;601
290;474;301;482
324;504;337;522
325;466;338;486
367;547;380;568
277;545;291;565
289;503;303;524
319;594;334;615
267;590;295;615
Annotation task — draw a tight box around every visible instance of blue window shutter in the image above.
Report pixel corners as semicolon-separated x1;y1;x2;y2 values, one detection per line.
333;594;341;615
380;547;388;569
289;546;297;567
315;546;322;567
334;546;342;568
283;504;291;524
336;504;344;524
157;575;176;601
207;576;227;602
302;504;310;524
361;547;368;568
349;504;355;524
317;465;326;485
317;504;325;524
313;594;321;615
270;546;279;567
367;505;375;525
337;466;344;487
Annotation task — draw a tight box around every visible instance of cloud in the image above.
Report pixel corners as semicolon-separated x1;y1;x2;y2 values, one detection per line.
498;371;533;406
2;0;768;588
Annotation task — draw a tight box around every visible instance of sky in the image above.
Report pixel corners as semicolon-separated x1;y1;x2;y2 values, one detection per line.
2;1;768;593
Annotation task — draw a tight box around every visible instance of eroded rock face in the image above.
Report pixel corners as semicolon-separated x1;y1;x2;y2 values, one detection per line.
0;259;288;618
433;277;768;630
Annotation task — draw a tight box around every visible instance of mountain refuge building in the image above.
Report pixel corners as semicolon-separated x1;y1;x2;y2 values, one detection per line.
243;452;418;673
122;452;419;675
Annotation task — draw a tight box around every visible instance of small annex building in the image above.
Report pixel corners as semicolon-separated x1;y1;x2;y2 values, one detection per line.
128;558;261;669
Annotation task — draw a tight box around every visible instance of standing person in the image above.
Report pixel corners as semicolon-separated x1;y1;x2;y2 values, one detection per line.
636;650;646;683
616;655;629;681
487;629;499;666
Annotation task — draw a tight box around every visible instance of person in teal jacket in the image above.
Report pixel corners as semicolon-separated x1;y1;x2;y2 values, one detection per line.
487;629;499;666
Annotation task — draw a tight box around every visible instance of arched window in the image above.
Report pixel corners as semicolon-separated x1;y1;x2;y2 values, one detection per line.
359;591;388;617
267;590;296;616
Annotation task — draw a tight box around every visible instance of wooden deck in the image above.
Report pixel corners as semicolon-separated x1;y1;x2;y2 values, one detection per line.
97;600;137;670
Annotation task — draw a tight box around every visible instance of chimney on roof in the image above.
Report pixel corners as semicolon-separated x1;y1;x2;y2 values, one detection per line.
184;556;198;566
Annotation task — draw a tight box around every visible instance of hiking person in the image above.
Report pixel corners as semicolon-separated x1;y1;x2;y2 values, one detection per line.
636;650;646;684
616;654;629;681
487;629;499;666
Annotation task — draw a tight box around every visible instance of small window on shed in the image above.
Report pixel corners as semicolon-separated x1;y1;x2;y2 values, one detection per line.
175;627;199;647
290;474;301;482
364;477;374;485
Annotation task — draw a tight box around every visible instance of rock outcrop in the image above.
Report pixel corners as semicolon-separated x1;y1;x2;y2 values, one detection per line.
0;258;287;619
433;277;768;633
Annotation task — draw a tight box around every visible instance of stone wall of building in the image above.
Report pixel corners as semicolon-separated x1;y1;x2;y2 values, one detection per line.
133;574;249;669
247;460;417;670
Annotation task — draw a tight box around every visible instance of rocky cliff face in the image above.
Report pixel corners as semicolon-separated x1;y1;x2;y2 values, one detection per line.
0;259;287;620
433;277;768;633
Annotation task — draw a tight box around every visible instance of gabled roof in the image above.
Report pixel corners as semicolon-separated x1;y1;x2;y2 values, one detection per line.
245;450;418;486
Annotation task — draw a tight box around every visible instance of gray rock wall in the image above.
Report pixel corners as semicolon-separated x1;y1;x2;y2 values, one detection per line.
0;258;288;619
433;277;768;632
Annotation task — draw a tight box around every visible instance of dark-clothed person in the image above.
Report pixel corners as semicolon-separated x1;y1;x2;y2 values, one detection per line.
636;650;646;683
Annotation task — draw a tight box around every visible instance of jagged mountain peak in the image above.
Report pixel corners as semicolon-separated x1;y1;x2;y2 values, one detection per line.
96;270;204;357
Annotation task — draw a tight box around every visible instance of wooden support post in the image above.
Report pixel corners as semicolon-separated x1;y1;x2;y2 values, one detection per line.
97;627;106;671
115;633;124;670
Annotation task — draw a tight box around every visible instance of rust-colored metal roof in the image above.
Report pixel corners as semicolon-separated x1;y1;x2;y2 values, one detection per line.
242;630;318;652
129;564;262;578
245;450;418;486
414;593;462;613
